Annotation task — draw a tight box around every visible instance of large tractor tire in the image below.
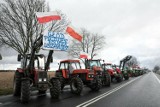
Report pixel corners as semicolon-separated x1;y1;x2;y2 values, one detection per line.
103;72;111;87
55;72;65;90
70;77;83;95
13;71;22;96
117;74;123;82
124;74;129;80
90;76;102;91
21;79;30;103
50;79;61;99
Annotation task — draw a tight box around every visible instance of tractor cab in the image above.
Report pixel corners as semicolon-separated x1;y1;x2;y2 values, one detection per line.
102;63;123;82
18;54;46;70
102;63;116;76
85;59;103;76
58;60;81;73
112;64;122;74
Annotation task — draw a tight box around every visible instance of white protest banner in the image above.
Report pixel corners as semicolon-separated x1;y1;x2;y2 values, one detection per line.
43;31;68;51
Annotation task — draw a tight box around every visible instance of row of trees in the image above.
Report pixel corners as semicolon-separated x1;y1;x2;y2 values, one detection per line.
0;0;105;59
126;56;139;67
153;65;160;73
0;0;140;68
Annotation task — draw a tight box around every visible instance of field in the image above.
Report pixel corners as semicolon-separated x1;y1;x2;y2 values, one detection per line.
0;71;55;96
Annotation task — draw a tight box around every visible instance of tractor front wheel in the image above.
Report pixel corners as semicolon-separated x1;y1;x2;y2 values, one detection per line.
124;74;129;80
117;74;123;82
50;79;61;99
90;76;102;91
70;77;83;95
103;72;111;87
21;79;30;103
55;72;65;90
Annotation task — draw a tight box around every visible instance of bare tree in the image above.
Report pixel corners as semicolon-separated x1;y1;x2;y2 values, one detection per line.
126;56;139;67
0;0;69;55
153;65;160;73
68;28;106;59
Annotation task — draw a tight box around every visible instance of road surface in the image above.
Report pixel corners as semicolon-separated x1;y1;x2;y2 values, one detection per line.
0;72;160;107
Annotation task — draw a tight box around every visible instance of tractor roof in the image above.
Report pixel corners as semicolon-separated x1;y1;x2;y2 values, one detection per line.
60;59;80;63
103;63;112;65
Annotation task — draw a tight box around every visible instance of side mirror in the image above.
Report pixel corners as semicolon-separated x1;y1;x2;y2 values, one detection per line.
0;54;2;60
17;54;21;61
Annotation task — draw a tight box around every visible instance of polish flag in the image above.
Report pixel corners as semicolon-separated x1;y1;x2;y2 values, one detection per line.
66;26;82;42
80;52;88;59
36;11;61;24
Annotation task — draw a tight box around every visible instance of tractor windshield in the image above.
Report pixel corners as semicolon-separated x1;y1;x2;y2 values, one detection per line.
37;57;45;69
105;64;112;69
88;60;101;68
21;55;45;69
70;62;81;70
59;62;81;70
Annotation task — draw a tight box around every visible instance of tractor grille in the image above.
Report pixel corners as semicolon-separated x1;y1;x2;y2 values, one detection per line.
38;71;48;82
79;74;86;81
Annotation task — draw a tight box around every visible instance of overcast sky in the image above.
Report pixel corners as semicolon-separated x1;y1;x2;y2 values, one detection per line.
1;0;160;70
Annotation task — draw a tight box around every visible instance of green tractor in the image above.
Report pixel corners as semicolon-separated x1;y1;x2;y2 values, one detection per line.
132;65;142;76
119;55;132;80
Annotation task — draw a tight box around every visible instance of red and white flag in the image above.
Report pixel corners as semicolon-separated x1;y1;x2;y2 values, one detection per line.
80;52;88;59
36;11;61;24
66;26;82;42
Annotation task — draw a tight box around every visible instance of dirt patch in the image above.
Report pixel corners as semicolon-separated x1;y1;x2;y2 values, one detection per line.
0;71;55;96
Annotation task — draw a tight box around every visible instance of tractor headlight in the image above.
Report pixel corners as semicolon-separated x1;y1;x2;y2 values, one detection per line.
39;78;42;82
44;78;47;81
88;74;94;78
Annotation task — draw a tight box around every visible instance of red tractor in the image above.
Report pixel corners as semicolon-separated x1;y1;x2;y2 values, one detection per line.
55;59;102;95
85;59;111;87
13;36;61;103
102;63;123;82
112;64;123;82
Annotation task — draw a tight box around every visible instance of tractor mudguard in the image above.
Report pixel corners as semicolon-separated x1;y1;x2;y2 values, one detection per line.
17;68;24;73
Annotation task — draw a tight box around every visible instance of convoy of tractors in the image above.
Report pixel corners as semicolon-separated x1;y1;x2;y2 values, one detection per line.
11;37;146;103
0;50;146;103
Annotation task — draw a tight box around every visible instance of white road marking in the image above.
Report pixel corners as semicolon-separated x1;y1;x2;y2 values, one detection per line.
0;102;2;104
153;73;160;84
76;76;141;107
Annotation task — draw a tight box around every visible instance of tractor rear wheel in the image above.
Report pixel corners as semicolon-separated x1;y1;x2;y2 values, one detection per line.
90;76;102;91
70;77;83;95
103;72;111;87
124;74;129;80
13;71;22;96
21;79;30;103
50;79;61;99
56;72;65;90
117;74;123;82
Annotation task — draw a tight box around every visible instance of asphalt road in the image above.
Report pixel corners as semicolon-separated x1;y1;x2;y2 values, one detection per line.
0;72;160;107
